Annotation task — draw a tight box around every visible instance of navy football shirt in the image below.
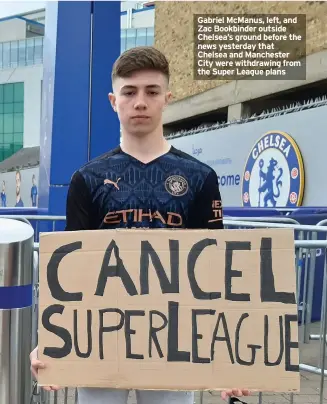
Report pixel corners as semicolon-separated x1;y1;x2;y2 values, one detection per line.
65;145;223;231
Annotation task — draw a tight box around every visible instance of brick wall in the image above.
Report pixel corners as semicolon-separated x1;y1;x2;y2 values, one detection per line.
154;1;327;102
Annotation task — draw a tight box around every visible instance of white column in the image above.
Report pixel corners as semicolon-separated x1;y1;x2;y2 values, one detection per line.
227;102;251;121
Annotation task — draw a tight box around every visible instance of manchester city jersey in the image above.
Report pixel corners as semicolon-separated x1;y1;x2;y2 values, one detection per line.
65;145;223;231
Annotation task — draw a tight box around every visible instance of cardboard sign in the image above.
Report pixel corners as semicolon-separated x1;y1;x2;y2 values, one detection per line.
38;228;300;392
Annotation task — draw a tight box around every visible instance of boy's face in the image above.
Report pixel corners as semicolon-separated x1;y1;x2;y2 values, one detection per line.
109;69;172;137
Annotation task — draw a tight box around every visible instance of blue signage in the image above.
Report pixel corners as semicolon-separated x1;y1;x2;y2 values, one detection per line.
242;131;305;207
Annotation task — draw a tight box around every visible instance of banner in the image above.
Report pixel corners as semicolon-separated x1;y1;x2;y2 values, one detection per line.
38;228;300;392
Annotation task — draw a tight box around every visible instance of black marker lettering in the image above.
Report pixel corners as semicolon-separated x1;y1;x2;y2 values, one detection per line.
192;309;215;363
225;241;251;302
47;242;83;302
235;313;261;366
285;314;299;372
167;301;190;362
140;240;179;295
95;240;138;297
149;310;168;358
74;309;92;358
125;310;145;359
188;239;221;300
211;312;235;364
260;238;296;304
42;304;72;358
264;315;284;366
99;308;124;360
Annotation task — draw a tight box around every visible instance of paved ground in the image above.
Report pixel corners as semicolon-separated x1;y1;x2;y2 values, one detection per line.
36;323;327;404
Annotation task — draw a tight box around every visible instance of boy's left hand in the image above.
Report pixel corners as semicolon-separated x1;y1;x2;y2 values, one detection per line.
221;389;251;401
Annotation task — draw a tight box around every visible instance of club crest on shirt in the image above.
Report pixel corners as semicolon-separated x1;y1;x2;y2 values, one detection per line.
165;175;188;196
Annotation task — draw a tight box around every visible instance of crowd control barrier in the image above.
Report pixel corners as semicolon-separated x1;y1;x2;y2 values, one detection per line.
0;218;35;404
0;215;66;242
1;215;327;404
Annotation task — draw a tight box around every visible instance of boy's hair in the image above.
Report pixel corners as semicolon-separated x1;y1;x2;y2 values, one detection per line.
111;46;170;83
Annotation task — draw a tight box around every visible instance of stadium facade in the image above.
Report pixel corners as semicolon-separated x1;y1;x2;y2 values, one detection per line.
1;1;327;211
0;2;154;208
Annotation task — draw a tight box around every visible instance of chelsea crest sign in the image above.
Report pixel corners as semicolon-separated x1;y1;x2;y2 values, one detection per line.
242;131;305;208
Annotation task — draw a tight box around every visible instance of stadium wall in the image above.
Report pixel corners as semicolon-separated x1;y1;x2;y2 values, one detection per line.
155;1;327;102
167;100;327;208
154;1;327;125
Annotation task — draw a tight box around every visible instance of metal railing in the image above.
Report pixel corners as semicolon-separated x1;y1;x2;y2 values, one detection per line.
2;215;327;404
0;215;66;242
0;27;155;71
121;27;154;53
225;219;327;340
0;37;44;70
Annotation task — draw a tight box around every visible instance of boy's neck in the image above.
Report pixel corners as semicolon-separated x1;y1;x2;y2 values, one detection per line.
120;126;171;163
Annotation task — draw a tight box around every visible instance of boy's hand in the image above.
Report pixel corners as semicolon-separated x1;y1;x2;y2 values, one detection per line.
221;389;251;401
30;346;61;392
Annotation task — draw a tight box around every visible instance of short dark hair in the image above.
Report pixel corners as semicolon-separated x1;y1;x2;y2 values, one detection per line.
111;46;170;83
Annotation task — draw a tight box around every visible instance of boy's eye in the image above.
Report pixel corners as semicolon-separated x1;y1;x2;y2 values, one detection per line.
122;90;159;96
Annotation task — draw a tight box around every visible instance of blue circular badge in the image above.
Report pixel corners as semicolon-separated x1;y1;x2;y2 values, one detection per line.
241;131;305;208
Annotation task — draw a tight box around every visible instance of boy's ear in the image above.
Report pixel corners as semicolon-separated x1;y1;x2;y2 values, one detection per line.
108;93;117;112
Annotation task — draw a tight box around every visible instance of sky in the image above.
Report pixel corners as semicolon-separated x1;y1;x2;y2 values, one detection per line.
0;1;45;19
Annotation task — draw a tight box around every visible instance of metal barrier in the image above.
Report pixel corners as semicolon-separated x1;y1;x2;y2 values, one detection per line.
0;215;304;242
219;220;327;404
0;215;66;243
317;219;327;227
224;219;327;338
224;216;301;226
308;219;327;362
0;218;35;404
1;215;327;404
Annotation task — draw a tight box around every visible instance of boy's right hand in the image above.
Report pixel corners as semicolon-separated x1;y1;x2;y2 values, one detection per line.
30;346;61;391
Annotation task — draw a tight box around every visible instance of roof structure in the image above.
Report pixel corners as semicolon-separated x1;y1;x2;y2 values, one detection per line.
0;146;40;173
0;14;44;27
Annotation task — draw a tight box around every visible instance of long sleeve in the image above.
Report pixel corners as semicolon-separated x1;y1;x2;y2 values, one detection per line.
65;171;95;231
188;169;224;229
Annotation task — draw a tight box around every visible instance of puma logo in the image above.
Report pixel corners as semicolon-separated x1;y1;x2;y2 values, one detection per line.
104;178;121;190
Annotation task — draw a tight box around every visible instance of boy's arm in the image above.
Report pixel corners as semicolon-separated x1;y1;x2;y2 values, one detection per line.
65;171;95;231
188;169;224;229
29;171;95;388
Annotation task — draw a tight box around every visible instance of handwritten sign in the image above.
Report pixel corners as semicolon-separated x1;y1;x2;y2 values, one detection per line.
38;228;300;392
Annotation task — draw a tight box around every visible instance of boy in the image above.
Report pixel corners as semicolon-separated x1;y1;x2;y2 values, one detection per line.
30;46;250;403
